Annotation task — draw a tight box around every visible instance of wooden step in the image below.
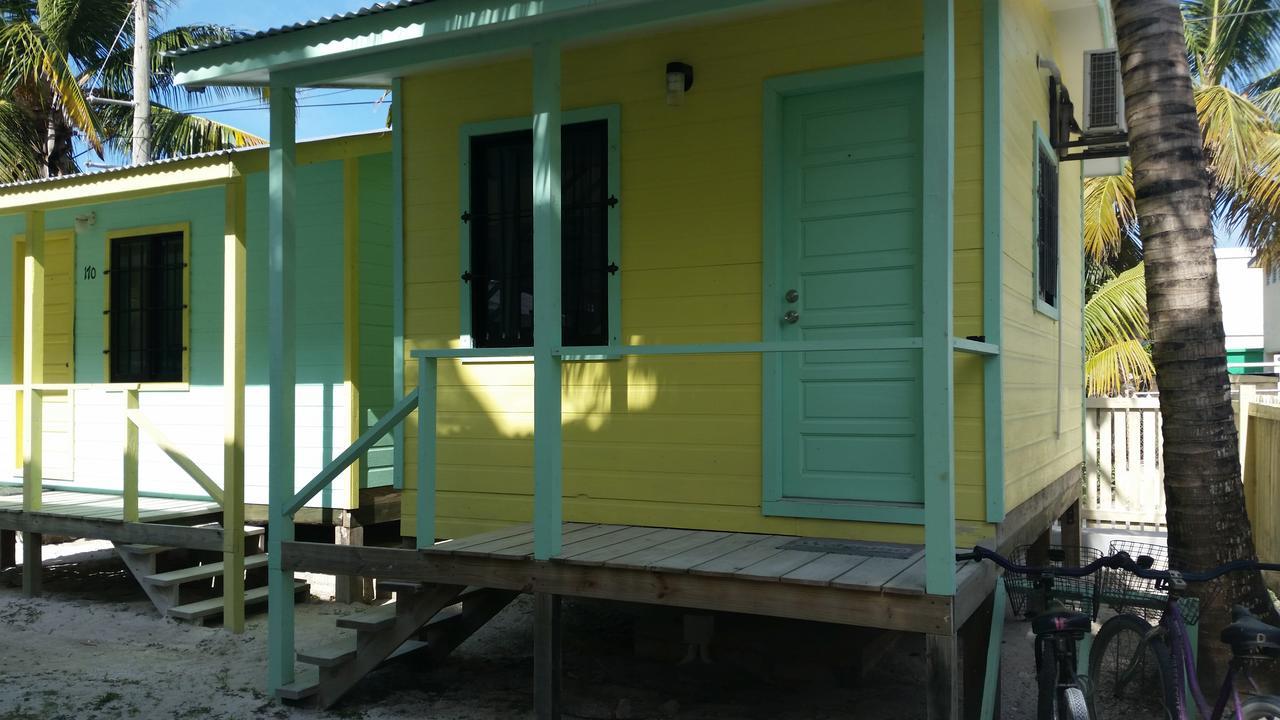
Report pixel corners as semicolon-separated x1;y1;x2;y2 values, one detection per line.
143;554;269;588
297;638;358;668
166;580;308;622
335;603;397;632
116;525;263;556
276;667;320;702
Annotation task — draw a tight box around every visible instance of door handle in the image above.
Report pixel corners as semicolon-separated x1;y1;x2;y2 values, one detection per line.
783;311;800;325
785;289;799;303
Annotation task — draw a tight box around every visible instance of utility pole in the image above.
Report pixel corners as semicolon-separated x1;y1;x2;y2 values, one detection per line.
131;0;150;164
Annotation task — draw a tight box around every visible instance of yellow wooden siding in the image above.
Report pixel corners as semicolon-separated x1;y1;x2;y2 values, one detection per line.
1000;0;1085;511
12;231;75;478
401;0;990;543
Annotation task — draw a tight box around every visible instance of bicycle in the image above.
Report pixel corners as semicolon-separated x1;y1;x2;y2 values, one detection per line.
956;544;1104;720
1087;541;1280;720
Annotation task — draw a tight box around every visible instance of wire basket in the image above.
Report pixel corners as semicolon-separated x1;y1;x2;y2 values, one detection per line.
1003;545;1103;620
1099;540;1205;625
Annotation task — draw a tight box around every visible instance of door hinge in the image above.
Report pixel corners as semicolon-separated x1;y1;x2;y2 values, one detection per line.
461;270;474;283
606;195;619;209
461;211;472;224
606;262;619;275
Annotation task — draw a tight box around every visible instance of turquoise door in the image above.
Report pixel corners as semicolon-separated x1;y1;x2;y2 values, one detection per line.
775;76;924;505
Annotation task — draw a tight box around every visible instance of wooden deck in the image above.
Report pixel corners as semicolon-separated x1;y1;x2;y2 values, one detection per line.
282;522;997;635
0;490;219;522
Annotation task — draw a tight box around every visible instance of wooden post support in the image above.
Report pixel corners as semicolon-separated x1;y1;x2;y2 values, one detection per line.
266;84;298;692
223;177;248;633
534;592;563;720
926;632;960;720
123;389;140;522
416;358;438;549
979;578;1007;720
1059;499;1082;555
334;523;373;603
922;0;957;595
0;530;14;570
531;41;564;561
1239;383;1255;475
21;209;45;596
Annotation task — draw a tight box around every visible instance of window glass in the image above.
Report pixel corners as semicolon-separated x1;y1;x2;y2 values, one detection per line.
1035;139;1060;312
109;232;184;382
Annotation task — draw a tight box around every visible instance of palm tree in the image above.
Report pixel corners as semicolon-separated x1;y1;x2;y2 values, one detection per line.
1113;0;1279;688
0;0;263;183
1084;263;1153;396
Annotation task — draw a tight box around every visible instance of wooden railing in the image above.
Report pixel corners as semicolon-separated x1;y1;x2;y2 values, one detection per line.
1083;397;1167;530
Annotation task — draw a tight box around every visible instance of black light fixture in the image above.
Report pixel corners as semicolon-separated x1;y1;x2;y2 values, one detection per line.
666;61;694;106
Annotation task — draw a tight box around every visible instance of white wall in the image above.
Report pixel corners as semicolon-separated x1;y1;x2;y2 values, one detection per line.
1217;247;1264;350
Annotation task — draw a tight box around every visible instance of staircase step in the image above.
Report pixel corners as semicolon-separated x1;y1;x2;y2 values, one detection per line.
335;603;397;632
116;525;263;556
143;554;269;588
276;667;320;702
166;580;308;622
297;638;357;668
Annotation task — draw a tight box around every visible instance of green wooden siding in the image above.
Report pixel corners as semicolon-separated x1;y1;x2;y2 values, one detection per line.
358;152;395;488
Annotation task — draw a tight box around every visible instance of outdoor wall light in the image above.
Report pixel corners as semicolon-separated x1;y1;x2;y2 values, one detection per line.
666;61;694;106
74;211;96;233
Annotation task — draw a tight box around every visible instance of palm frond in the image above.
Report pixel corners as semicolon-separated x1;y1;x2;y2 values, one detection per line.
96;100;264;159
0;20;101;152
1224;131;1280;252
1196;82;1270;190
1085;263;1149;355
1086;339;1157;397
86;24;260;108
1183;0;1280;86
0;98;44;181
1083;164;1138;264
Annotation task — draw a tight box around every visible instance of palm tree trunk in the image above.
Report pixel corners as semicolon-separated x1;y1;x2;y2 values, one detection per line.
1112;0;1278;685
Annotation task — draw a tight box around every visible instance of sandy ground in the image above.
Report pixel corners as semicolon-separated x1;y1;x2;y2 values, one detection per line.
0;539;1045;720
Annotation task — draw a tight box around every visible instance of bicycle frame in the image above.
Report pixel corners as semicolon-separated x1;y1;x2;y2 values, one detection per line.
1164;600;1245;720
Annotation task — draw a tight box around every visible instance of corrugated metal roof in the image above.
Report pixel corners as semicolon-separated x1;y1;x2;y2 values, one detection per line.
0;148;242;192
168;1;437;58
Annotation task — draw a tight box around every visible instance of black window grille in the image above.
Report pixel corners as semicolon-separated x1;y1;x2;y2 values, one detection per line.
468;120;610;347
1036;143;1059;309
109;232;185;382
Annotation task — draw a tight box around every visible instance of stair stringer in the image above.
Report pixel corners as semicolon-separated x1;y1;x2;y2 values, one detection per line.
114;545;180;615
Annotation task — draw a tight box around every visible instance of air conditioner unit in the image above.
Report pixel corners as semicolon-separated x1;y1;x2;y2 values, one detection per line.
1083;49;1125;134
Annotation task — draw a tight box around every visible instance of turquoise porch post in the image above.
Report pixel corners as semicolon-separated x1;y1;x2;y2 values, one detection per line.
922;0;957;596
532;41;564;561
982;0;1006;523
266;83;298;692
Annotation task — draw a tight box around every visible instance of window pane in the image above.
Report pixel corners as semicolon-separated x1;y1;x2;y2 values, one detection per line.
109;232;184;382
1038;146;1059;308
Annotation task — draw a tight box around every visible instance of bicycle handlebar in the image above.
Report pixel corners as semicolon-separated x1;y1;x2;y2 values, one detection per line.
956;546;1280;583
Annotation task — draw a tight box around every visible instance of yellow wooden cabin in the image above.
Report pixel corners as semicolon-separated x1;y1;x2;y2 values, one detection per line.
166;0;1121;715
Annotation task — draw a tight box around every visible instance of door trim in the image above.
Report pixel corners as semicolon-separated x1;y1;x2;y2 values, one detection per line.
760;57;925;525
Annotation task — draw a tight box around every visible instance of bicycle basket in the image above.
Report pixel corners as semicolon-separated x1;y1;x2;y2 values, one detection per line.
1003;545;1103;620
1099;540;1204;625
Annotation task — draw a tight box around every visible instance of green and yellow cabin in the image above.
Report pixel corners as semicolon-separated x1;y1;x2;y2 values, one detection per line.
166;0;1120;711
0;133;397;514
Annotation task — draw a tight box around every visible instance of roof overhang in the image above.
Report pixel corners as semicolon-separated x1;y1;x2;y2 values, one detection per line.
172;0;833;89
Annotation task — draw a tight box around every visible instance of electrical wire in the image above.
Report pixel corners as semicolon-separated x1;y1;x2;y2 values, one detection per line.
193;99;385;114
88;0;137;95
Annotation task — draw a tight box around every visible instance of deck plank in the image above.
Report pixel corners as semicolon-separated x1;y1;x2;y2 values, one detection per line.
880;554;928;595
553;526;664;561
491;524;627;558
830;549;926;592
560;528;694;566
649;533;769;572
608;530;732;570
432;524;540;554
689;536;792;577
779;553;871;586
734;548;829;581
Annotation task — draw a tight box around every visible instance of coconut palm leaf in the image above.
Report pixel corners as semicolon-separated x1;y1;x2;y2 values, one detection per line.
1196;83;1270;189
1086;339;1156;397
0;98;44;182
1182;0;1280;87
1225;132;1280;251
95;100;263;159
1084;164;1138;264
1084;264;1153;396
0;20;101;151
87;24;261;108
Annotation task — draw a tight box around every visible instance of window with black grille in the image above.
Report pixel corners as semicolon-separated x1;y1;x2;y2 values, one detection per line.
467;119;610;347
1035;141;1060;312
109;232;185;382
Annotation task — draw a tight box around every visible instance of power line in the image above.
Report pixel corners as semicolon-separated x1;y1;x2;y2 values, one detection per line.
192;99;385;114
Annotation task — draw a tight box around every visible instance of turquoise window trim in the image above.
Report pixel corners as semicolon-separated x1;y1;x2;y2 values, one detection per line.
457;104;621;350
760;55;927;526
982;0;1006;524
1032;121;1061;321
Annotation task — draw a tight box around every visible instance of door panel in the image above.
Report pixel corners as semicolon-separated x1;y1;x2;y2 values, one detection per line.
777;76;923;505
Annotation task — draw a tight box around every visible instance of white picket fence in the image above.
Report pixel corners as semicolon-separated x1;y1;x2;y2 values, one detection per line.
1083;397;1168;530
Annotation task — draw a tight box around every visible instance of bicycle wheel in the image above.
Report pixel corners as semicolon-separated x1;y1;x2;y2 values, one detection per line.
1089;614;1175;720
1061;686;1091;720
1242;696;1280;719
1038;637;1060;720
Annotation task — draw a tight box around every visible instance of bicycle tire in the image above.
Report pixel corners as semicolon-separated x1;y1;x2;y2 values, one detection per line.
1061;686;1090;720
1242;696;1280;719
1038;638;1060;720
1089;613;1175;720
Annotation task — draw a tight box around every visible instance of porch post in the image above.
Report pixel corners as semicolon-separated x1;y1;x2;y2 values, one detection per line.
981;0;1006;523
922;0;957;598
223;177;248;633
21;208;44;596
531;41;563;562
266;84;298;692
391;77;406;491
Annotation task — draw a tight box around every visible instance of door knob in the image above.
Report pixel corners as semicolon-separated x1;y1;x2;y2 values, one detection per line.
785;289;799;303
783;311;800;324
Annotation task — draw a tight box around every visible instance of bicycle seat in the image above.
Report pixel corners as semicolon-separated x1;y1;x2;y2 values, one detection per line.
1032;610;1091;636
1221;605;1280;658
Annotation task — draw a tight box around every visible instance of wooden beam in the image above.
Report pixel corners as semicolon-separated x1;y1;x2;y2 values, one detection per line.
534;592;563;720
122;389;140;522
981;0;1006;524
390;77;406;492
267;83;299;693
0;513;225;551
531;41;563;561
279;542;956;634
922;0;957;595
21;209;44;596
126;408;224;505
0;529;13;570
223;177;248;633
343;158;362;506
416;359;437;548
926;631;960;720
991;467;1078;554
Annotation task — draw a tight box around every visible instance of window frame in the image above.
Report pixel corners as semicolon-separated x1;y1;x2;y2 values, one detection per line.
1032;122;1061;320
103;223;191;386
457;105;621;353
